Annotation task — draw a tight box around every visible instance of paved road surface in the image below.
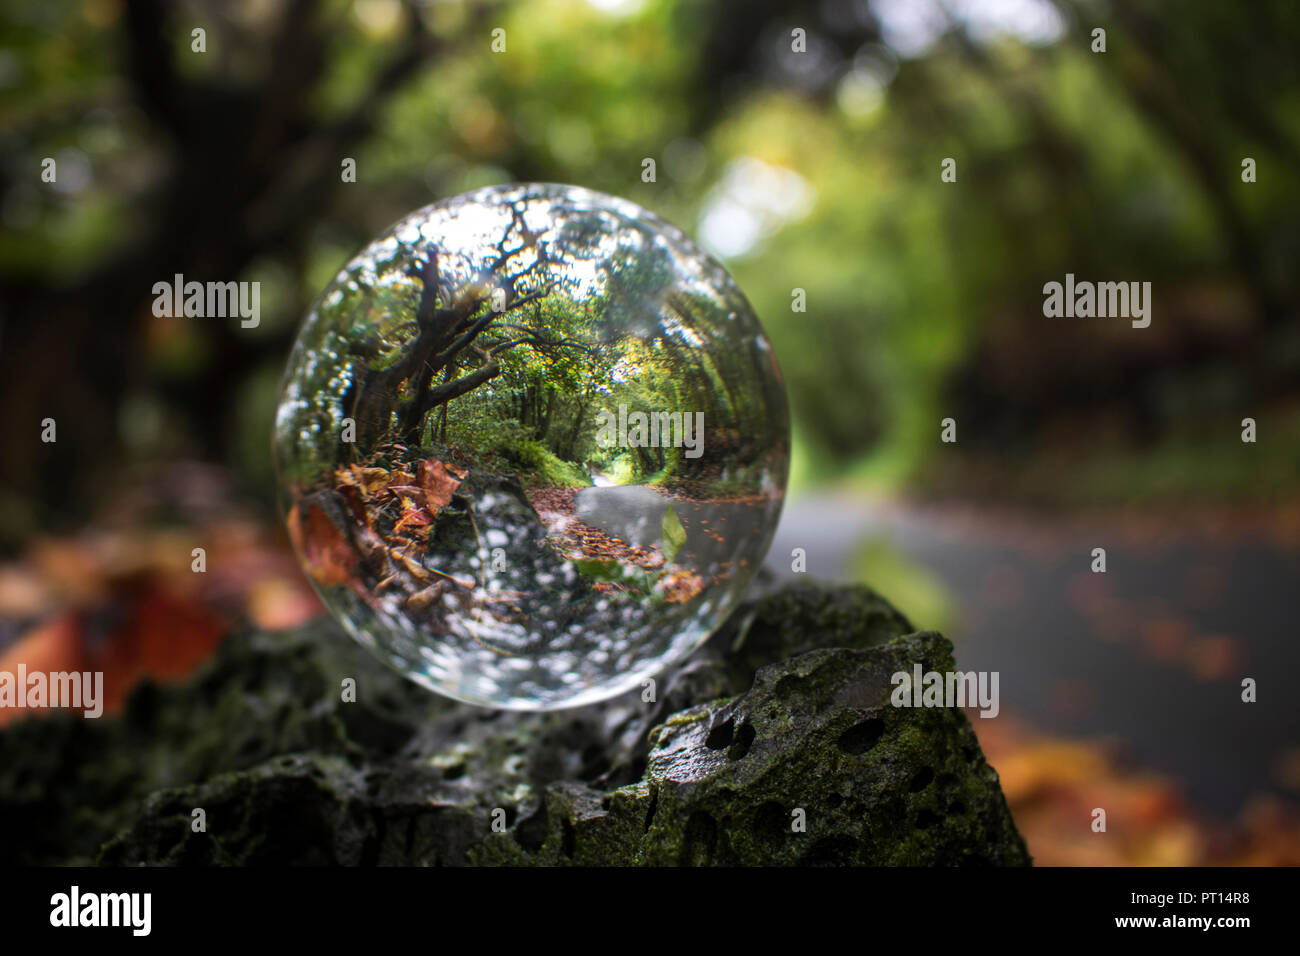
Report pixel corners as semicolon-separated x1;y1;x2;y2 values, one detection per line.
766;494;1300;817
574;484;768;571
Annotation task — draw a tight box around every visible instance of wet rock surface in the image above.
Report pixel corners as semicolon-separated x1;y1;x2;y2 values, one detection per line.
0;582;1030;866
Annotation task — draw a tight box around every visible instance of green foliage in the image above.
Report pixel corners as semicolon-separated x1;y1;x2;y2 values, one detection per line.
608;454;641;485
501;437;589;488
570;557;652;594
852;537;957;637
5;0;1299;513
659;503;686;563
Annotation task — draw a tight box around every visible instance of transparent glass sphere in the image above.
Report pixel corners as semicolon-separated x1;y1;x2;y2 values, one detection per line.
274;183;789;709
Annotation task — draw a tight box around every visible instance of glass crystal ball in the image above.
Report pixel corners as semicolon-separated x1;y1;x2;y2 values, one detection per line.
274;183;789;709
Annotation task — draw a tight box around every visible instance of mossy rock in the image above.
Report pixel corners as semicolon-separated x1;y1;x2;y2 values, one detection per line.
0;583;1029;866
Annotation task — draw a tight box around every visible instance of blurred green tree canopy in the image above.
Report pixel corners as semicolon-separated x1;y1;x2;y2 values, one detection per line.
2;0;1299;547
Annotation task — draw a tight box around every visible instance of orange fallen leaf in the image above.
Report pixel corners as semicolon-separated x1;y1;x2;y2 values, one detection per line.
418;459;463;513
393;505;433;535
287;500;360;591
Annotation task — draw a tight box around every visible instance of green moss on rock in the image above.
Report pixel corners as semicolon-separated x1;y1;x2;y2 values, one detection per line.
0;582;1029;866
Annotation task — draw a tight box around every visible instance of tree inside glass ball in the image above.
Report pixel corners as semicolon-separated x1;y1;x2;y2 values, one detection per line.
274;184;789;710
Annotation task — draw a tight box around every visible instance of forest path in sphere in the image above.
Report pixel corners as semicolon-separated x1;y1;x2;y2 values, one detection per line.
573;484;766;573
